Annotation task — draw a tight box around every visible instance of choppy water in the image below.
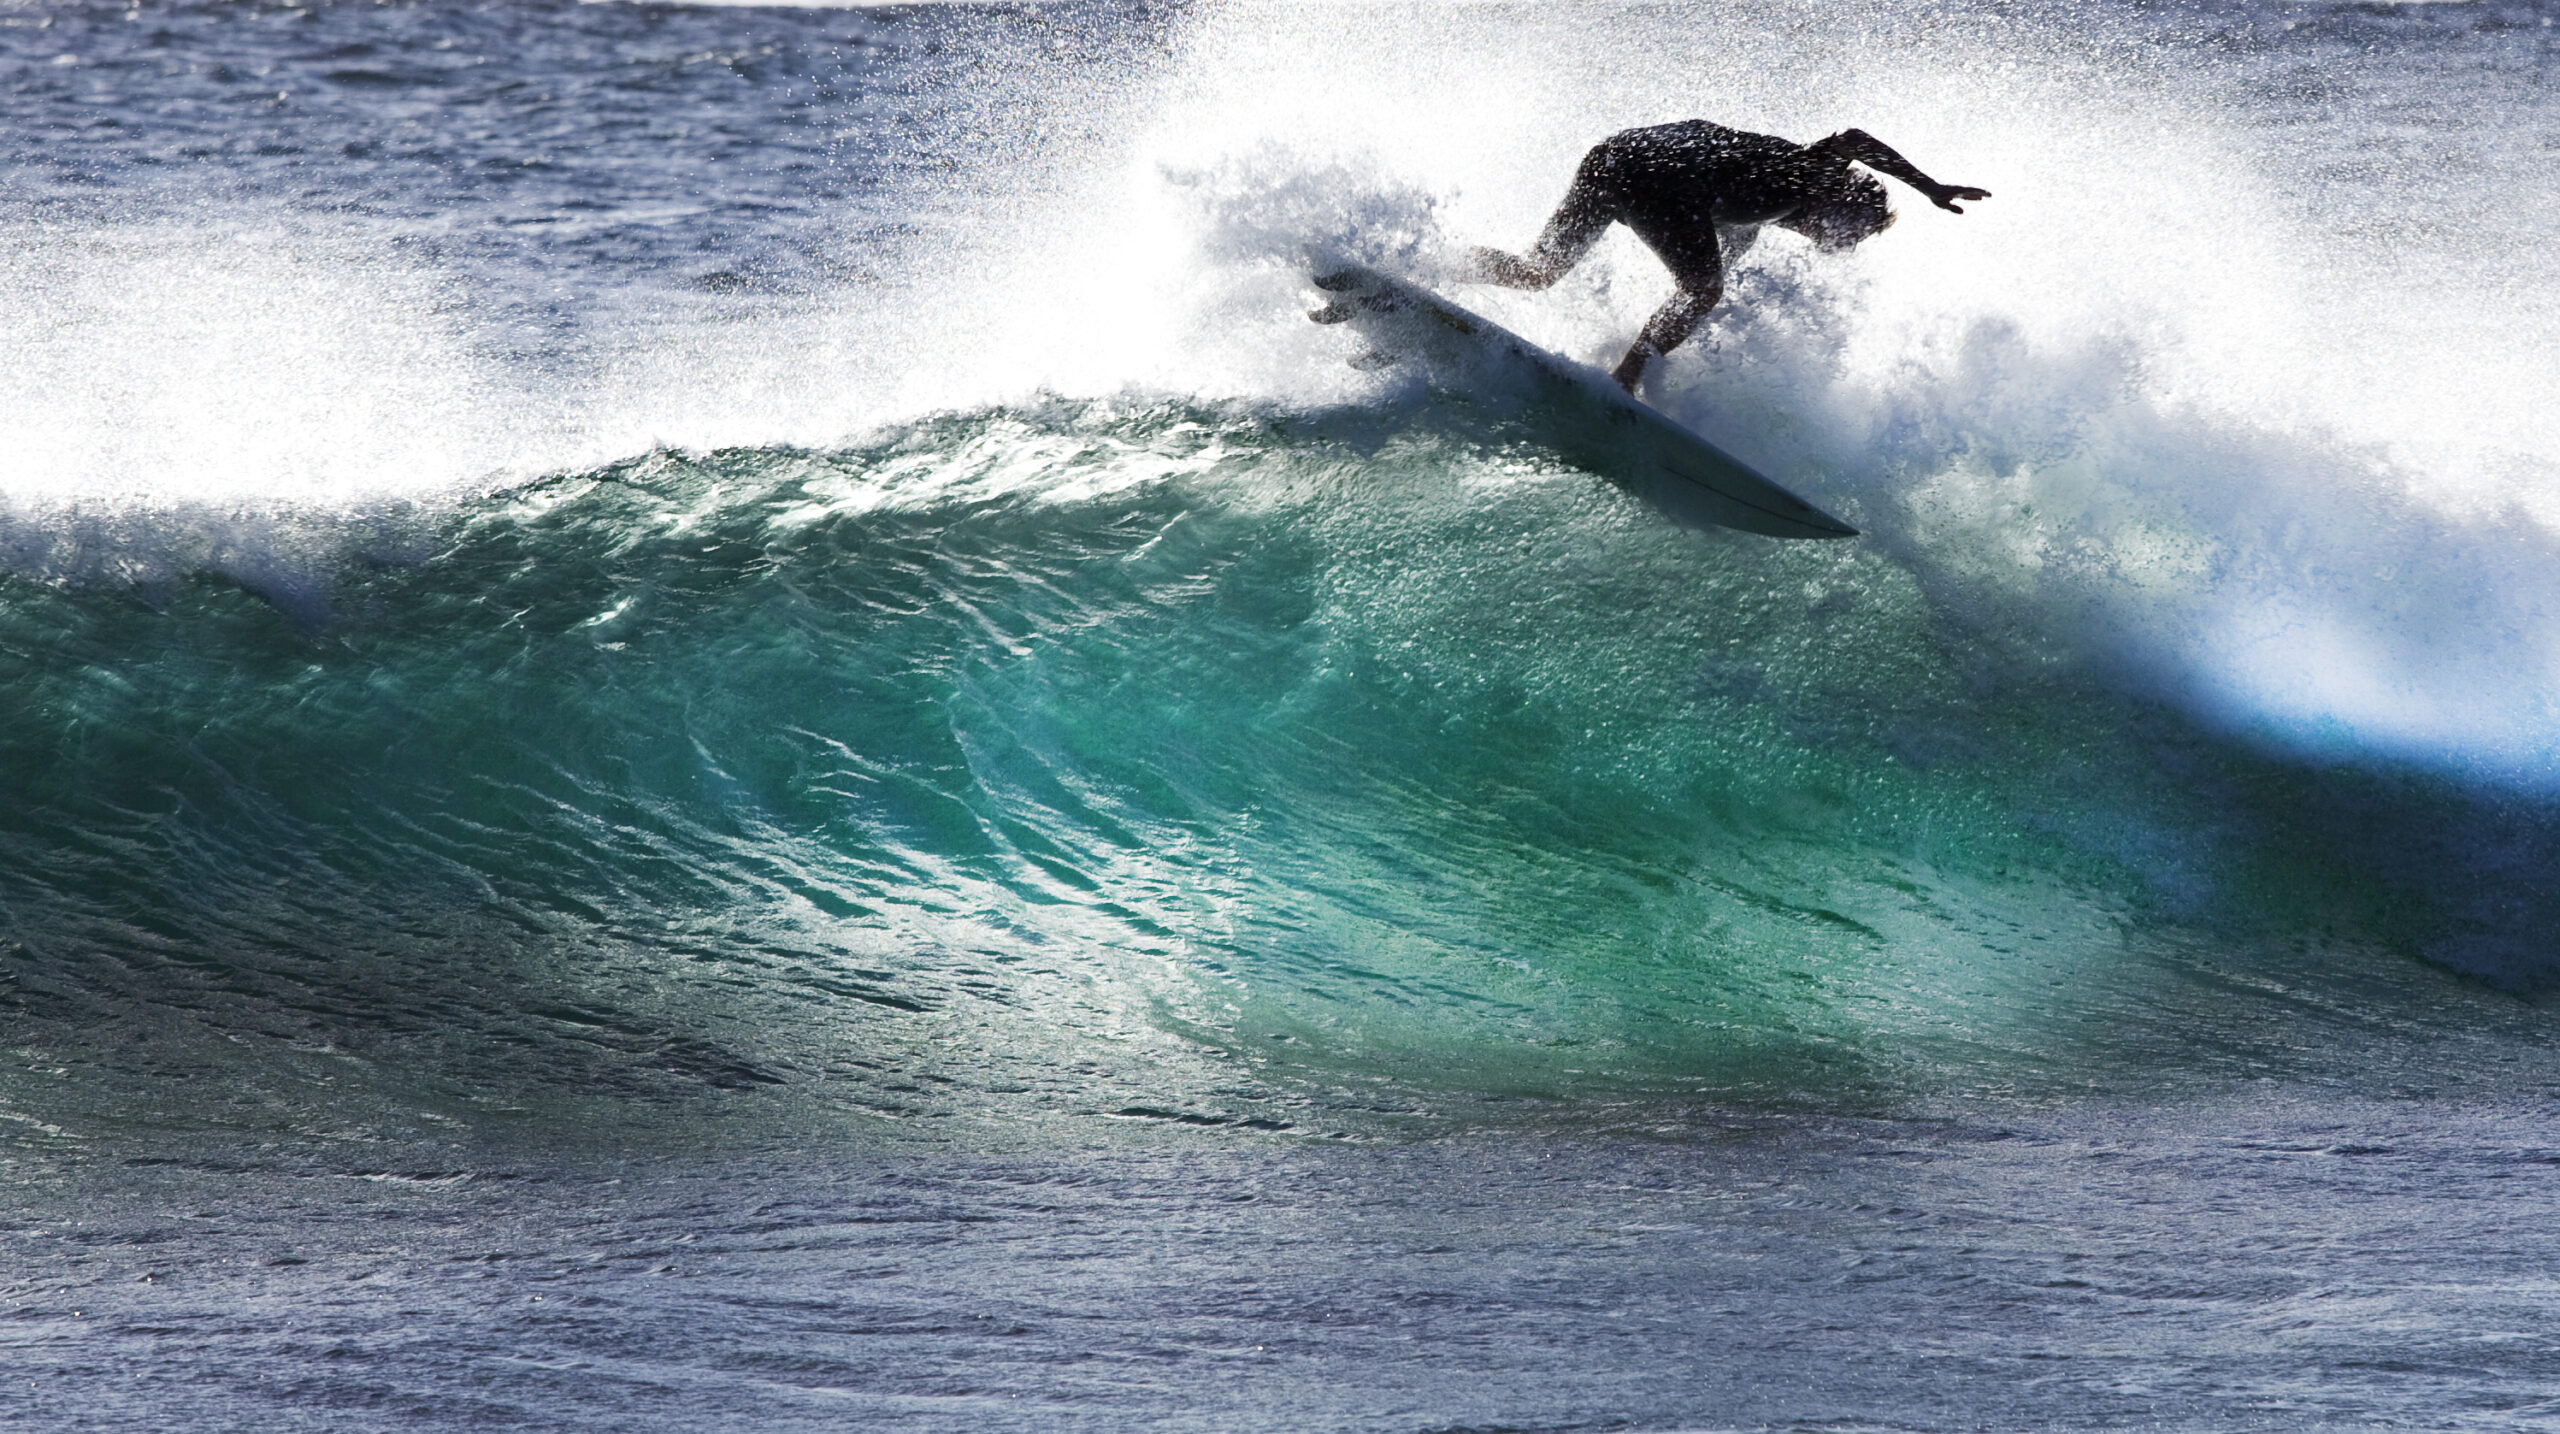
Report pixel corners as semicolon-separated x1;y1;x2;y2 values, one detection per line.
6;1;2560;1428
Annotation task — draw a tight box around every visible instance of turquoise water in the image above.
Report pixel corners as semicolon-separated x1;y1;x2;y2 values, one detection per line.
7;398;2550;1144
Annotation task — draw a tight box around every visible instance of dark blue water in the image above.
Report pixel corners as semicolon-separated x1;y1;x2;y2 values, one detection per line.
6;2;2560;1428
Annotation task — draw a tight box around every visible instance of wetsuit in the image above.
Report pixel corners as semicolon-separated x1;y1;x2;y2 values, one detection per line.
1525;121;1842;300
1470;120;1982;390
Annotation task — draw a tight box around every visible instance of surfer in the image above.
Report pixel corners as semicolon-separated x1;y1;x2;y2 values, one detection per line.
1464;122;1990;391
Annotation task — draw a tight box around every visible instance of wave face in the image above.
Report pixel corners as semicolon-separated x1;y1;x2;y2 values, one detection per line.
3;0;2559;1141
5;400;2556;1141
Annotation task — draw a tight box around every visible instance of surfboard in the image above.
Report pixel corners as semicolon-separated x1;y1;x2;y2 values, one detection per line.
1306;255;1857;540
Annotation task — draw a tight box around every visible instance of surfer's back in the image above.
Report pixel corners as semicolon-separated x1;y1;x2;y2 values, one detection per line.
1591;121;1845;220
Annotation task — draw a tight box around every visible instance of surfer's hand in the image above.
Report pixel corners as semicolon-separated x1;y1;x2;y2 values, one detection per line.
1927;182;1991;213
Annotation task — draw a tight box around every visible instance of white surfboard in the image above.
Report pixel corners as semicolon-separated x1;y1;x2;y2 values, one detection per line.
1307;255;1857;540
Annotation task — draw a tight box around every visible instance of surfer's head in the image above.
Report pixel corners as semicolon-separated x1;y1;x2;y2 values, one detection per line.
1783;167;1894;252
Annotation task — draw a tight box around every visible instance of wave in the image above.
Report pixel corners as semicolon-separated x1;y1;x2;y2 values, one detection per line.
1;399;2552;1144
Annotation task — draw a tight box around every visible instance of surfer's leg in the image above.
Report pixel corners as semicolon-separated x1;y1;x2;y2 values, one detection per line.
1606;223;1726;391
1610;282;1722;392
1465;150;1618;289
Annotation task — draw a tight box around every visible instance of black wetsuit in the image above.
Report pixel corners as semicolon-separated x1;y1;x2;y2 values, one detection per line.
1530;121;1836;296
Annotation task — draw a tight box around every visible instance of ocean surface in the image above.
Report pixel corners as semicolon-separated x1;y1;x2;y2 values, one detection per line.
6;0;2560;1427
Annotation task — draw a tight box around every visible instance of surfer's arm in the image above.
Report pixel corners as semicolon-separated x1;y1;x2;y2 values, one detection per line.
1813;129;1990;213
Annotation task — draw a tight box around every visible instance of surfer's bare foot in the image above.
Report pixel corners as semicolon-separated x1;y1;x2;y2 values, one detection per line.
1466;245;1566;290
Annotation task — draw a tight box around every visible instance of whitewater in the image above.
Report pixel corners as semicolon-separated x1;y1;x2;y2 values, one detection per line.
5;1;2560;1429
